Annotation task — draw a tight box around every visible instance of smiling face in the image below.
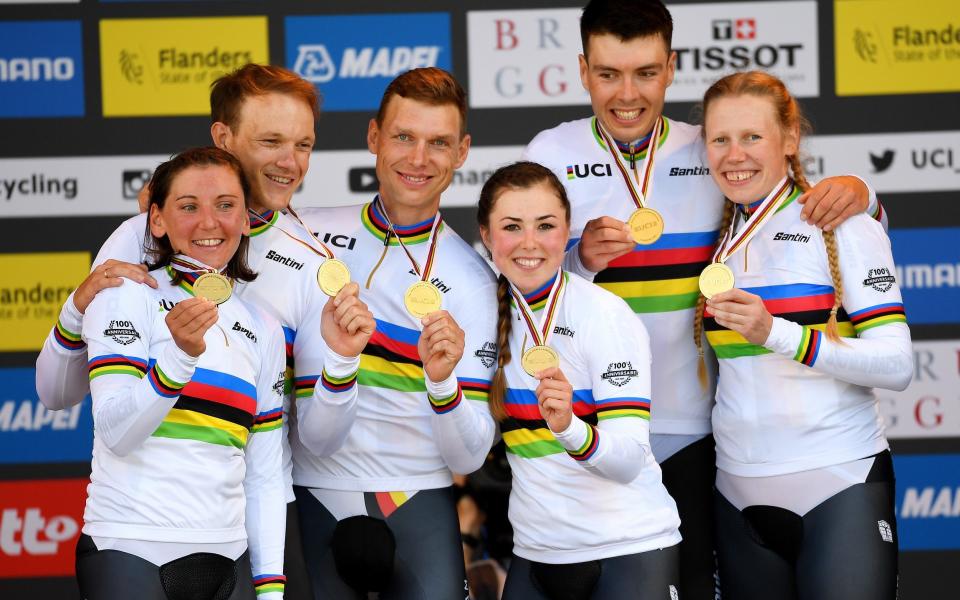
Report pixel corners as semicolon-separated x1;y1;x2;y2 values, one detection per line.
704;94;798;205
367;95;470;225
213;92;315;214
580;33;675;143
480;182;570;295
149;165;249;270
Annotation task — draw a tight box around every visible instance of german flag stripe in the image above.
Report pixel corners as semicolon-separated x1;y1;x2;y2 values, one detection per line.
174;395;254;429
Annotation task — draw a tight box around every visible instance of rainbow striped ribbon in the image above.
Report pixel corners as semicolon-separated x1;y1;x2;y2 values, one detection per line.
595;115;664;210
508;270;567;351
249;207;337;261
375;196;443;285
711;176;795;265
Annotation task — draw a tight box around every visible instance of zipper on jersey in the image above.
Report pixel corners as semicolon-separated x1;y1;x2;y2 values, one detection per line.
365;229;392;289
629;142;637;170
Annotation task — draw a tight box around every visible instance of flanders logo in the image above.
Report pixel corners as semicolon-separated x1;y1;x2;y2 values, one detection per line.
0;252;89;352
100;17;269;116
836;0;960;96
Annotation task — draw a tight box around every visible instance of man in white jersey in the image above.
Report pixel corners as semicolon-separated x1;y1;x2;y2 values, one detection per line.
522;1;883;598
292;67;498;599
34;64;369;600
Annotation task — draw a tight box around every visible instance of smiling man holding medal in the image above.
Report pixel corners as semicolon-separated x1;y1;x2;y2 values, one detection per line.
521;1;886;598
292;67;499;599
35;63;377;600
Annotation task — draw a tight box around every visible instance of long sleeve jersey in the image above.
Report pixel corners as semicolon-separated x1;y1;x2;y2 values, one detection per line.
81;267;286;597
295;201;498;492
500;271;681;564
524;116;884;436
705;183;912;477
35;210;360;503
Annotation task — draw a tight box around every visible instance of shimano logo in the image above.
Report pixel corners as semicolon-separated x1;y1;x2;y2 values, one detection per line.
294;44;441;84
0;57;74;82
900;486;960;518
0;508;78;557
668;166;710;176
896;263;960;289
0;400;82;432
773;232;810;243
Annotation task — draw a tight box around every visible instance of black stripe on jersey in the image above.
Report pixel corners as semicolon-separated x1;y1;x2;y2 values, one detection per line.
500;413;599;434
703;307;851;331
174;395;255;429
594;260;709;284
361;340;423;367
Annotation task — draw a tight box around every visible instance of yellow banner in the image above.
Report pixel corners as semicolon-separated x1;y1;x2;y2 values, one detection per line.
0;252;89;352
835;0;960;96
100;17;269;117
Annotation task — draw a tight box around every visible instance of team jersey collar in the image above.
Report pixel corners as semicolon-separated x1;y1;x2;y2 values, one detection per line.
361;196;441;245
741;179;803;217
518;271;560;312
591;116;670;162
248;208;280;237
166;254;227;297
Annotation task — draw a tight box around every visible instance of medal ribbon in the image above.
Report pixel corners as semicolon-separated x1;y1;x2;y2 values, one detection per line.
711;177;794;264
508;270;567;349
169;254;223;276
375;196;442;283
595;115;664;210
249;208;337;261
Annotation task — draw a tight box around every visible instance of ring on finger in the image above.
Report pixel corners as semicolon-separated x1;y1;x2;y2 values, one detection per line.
104;269;111;278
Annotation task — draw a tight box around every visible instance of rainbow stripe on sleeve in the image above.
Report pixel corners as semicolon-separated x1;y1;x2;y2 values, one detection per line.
705;283;855;360
594;396;650;421
566;423;599;462
500;388;597;459
849;302;907;334
251;407;283;434
587;230;719;314
458;377;491;403
428;383;463;414
253;574;285;596
88;354;148;380
282;326;295;396
152;367;257;449
53;319;85;351
320;369;358;394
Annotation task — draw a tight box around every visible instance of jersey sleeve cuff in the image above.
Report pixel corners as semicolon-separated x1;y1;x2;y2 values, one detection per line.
252;574;285;598
323;347;361;380
54;293;86;351
426;373;462;414
148;343;197;397
763;316;803;357
554;416;599;462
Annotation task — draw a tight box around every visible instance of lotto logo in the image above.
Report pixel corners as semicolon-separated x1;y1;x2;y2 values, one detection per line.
0;479;87;577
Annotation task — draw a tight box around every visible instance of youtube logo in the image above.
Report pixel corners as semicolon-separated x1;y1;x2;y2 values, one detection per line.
348;167;379;193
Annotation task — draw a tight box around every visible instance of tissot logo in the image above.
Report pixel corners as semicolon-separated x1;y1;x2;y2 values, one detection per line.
870;149;895;173
122;169;151;200
349;167;379;193
712;18;756;41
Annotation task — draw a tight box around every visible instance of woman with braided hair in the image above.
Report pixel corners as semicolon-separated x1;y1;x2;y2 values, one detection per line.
477;161;681;599
695;71;913;600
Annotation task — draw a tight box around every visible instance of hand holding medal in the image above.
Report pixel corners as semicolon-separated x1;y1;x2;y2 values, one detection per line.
164;296;220;357
509;270;567;378
698;177;794;299
416;311;465;383
534;366;574;433
596;116;666;245
321;281;375;358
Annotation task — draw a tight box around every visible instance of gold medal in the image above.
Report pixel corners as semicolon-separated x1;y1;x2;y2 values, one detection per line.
521;345;560;377
193;272;232;305
404;281;442;318
317;258;351;297
698;263;735;299
627;207;664;245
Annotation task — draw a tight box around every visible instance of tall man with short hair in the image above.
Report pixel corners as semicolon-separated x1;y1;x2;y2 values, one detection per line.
523;1;883;597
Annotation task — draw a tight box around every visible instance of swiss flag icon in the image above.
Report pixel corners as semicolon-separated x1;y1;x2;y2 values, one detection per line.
735;18;756;40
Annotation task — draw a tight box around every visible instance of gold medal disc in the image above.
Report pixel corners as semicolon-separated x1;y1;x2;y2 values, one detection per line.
193;272;232;305
404;281;442;318
627;208;664;245
521;345;560;377
698;263;735;299
317;259;351;297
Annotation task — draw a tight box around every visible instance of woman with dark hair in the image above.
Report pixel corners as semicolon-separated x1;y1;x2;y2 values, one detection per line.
697;72;912;600
477;161;681;599
77;147;286;599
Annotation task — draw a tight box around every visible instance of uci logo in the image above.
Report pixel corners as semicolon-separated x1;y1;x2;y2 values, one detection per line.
566;163;612;180
320;232;357;251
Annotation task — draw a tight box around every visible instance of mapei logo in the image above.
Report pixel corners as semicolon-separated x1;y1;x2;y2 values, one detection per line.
285;13;451;111
0;20;84;117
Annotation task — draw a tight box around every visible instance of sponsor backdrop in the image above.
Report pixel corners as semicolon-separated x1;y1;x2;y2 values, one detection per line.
0;0;957;597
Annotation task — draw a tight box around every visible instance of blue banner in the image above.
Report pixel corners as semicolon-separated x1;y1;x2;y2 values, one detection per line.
285;13;451;111
889;228;960;325
894;454;960;551
0;21;84;118
0;368;92;464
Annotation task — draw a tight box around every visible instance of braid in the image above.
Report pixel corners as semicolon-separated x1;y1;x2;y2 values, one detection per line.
695;199;737;388
789;153;844;342
488;274;513;421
